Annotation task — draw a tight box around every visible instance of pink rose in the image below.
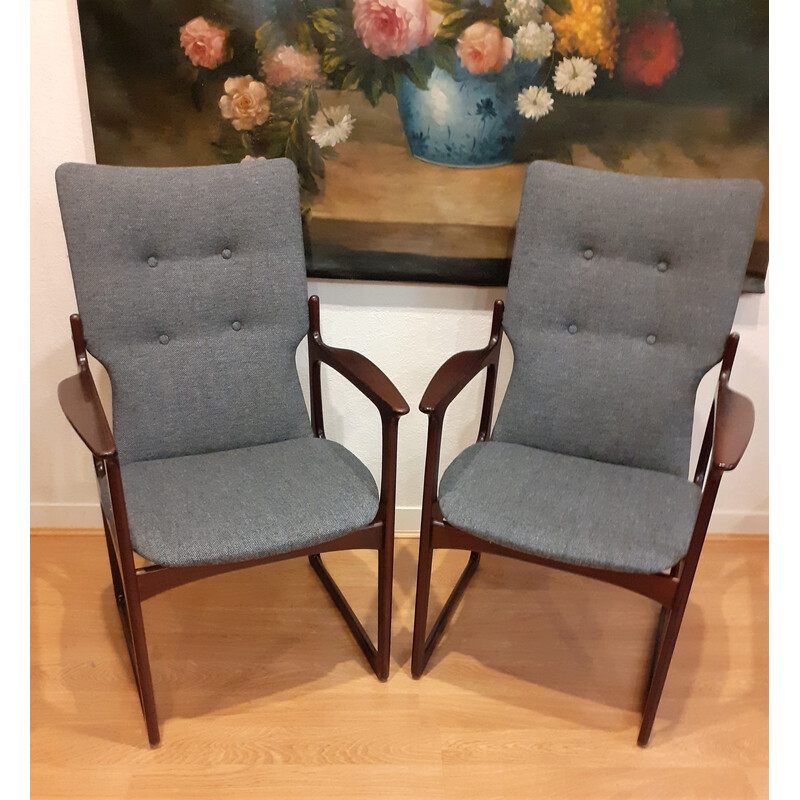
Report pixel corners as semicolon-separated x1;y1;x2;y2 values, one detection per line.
353;0;438;59
262;45;321;87
219;76;270;131
179;17;228;69
456;22;513;74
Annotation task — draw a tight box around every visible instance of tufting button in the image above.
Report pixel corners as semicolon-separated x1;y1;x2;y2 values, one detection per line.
568;324;578;334
222;248;232;259
147;256;158;268
231;321;242;331
159;334;170;345
583;249;594;260
657;261;668;272
646;334;657;345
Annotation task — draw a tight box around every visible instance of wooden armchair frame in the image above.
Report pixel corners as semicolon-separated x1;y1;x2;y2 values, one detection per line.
410;299;754;746
58;295;409;747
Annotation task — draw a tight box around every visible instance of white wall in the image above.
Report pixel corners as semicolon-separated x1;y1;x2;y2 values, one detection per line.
31;0;768;534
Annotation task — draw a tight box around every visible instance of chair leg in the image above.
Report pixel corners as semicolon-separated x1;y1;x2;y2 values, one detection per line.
102;516;126;608
410;519;434;679
375;537;394;681
638;598;689;747
643;605;669;700
308;552;384;678
102;516;160;747
642;561;681;701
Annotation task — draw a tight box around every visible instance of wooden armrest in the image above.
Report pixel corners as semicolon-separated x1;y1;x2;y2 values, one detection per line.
712;374;755;471
308;297;409;418
58;368;116;458
419;300;504;418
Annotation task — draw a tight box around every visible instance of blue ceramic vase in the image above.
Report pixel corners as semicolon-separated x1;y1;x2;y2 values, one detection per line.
396;60;543;167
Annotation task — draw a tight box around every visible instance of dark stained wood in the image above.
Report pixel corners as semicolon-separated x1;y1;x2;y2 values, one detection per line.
419;300;503;417
713;381;755;471
306;295;408;682
59;306;408;747
103;453;160;747
308;296;409;418
432;523;680;608
136;524;383;602
57;315;116;458
412;313;753;747
309;553;378;672
420;551;481;668
412;302;504;678
638;468;724;745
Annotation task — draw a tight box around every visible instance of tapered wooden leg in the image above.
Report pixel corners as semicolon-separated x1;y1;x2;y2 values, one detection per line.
105;541;160;746
639;471;722;746
125;584;160;747
642;561;682;701
102;514;125;608
638;601;687;747
643;605;669;702
375;537;393;681
411;520;434;679
101;460;160;748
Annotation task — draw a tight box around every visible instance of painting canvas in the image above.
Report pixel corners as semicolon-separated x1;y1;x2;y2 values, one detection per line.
76;0;768;290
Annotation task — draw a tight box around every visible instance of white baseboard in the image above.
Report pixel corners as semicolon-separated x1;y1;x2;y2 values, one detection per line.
30;503;768;535
707;511;769;535
30;502;103;529
395;507;421;534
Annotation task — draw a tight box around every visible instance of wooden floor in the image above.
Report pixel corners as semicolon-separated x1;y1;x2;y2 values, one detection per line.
31;532;768;799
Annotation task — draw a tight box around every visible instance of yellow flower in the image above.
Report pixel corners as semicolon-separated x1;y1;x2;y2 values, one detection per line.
543;0;619;75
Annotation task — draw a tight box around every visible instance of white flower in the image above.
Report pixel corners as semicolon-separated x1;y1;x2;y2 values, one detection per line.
553;57;597;96
309;105;355;148
504;0;544;28
219;76;270;131
516;85;553;120
513;21;554;61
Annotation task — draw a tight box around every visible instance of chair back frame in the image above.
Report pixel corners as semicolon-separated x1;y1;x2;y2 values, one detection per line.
61;297;407;747
410;301;744;746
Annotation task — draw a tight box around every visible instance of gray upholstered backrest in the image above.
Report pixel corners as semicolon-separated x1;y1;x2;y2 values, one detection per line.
56;159;312;465
492;161;763;476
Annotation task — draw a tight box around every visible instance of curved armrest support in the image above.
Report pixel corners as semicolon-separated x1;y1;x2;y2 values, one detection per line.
418;301;505;512
307;297;408;523
420;300;504;420
420;346;498;417
307;296;409;424
58;368;116;458
712;374;755;471
311;339;410;418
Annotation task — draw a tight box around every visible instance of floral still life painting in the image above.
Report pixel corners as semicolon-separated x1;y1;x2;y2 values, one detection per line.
76;0;768;289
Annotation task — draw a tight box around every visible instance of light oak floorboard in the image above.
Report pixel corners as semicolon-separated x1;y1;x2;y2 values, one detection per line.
31;532;767;799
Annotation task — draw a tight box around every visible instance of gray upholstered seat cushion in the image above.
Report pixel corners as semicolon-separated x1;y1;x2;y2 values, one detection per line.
438;442;702;574
121;437;379;567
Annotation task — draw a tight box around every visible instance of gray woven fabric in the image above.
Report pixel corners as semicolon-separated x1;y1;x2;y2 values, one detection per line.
438;442;702;573
492;161;763;476
121;437;379;567
55;159;312;465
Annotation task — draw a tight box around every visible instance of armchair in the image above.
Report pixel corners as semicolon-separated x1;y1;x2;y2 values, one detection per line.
55;159;409;747
410;161;762;746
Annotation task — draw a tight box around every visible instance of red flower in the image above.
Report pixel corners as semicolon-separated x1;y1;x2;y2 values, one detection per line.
619;14;683;87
